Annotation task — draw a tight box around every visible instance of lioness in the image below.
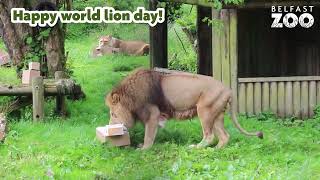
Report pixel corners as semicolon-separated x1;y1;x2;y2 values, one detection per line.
98;35;149;56
105;69;263;149
91;45;118;58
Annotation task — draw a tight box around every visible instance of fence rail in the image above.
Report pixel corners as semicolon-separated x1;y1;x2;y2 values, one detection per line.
238;76;320;118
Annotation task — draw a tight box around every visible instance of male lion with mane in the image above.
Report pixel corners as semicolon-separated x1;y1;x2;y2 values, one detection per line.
106;68;263;149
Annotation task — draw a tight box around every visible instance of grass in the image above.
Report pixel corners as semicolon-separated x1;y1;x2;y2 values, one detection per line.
0;10;320;180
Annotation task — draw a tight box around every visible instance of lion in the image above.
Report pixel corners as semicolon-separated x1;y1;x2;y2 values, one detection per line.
98;35;149;56
91;45;119;58
105;68;263;149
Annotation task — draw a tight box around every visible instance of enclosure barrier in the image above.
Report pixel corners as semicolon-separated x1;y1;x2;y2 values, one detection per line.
238;76;320;118
0;71;83;121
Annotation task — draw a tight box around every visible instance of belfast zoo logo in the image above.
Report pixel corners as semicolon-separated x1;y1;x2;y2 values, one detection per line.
271;5;314;28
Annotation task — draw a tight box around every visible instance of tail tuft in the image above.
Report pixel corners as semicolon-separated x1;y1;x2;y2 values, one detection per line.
257;131;264;139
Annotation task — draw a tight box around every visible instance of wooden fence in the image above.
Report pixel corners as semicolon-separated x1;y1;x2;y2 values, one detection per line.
238;76;320;118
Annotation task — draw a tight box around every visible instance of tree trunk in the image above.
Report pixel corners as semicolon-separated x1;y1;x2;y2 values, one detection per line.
0;0;67;76
0;1;33;67
45;24;66;77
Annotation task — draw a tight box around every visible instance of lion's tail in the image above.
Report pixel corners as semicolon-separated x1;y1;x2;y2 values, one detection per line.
229;97;263;139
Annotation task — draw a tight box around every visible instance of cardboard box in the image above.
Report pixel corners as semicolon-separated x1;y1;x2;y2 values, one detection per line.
0;114;6;141
106;124;126;136
28;62;40;70
0;51;10;66
107;132;131;147
22;70;41;85
96;126;131;147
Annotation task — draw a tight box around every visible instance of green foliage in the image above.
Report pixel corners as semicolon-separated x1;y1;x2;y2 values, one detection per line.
23;28;51;72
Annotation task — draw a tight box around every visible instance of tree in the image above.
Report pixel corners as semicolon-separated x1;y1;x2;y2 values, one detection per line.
0;0;71;77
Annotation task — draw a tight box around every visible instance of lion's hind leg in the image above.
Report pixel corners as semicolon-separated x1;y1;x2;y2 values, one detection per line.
213;112;230;149
190;106;216;148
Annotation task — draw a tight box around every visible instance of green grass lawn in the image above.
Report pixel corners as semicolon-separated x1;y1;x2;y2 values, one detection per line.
0;22;320;179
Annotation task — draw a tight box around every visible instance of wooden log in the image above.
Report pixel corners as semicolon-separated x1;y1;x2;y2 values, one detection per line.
301;81;309;119
309;81;316;117
277;82;285;118
270;82;278;115
293;81;301;118
0;79;76;96
220;9;231;87
212;9;221;81
230;9;238;113
55;71;67;117
285;82;293;117
238;83;246;114
262;82;269;112
246;83;254;115
149;0;168;68
32;76;45;121
197;6;212;76
254;82;261;114
153;68;193;75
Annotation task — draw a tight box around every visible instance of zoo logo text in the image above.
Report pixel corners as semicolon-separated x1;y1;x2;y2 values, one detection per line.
271;5;314;28
11;7;165;27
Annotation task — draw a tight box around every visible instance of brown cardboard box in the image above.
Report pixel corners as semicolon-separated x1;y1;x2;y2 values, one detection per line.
0;50;10;66
22;70;41;85
107;132;131;147
106;124;126;136
28;62;40;71
96;127;108;143
96;126;130;147
0;114;6;141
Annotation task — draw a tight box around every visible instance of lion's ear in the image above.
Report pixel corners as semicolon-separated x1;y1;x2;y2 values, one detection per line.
112;93;120;104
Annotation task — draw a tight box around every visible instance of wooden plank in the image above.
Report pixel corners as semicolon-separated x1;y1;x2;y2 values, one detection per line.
293;81;301;118
285;82;293;117
301;81;309;119
197;6;212;76
262;82;269;112
317;82;320;105
254;82;262;114
246;83;254;115
270;82;278;115
238;76;320;83
212;9;221;81
32;76;45;121
277;82;285;118
220;9;230;87
149;0;168;68
309;81;316;117
238;83;246;114
230;9;238;113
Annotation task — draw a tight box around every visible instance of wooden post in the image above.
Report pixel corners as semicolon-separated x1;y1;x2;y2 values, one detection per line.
220;9;230;87
55;71;67;117
197;6;212;76
149;0;167;68
230;9;238;113
32;76;44;121
212;10;221;81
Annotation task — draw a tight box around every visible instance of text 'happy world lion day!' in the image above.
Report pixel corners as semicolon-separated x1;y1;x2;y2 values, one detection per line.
11;7;165;27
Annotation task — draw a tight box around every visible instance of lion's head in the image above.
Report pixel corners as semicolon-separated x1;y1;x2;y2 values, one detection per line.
106;92;135;128
97;35;113;50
